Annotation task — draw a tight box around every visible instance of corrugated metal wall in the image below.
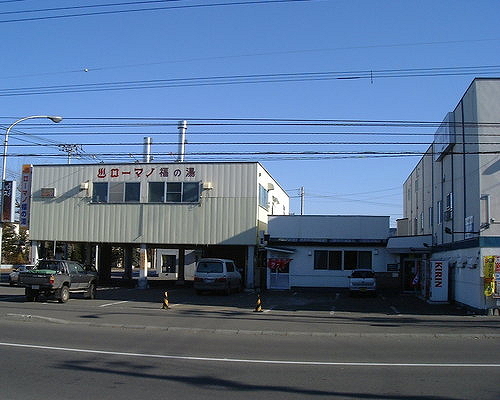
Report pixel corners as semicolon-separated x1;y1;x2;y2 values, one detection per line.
28;162;278;245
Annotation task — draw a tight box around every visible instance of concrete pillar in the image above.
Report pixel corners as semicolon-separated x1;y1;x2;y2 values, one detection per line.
138;244;148;289
30;241;39;265
177;247;185;285
246;246;255;289
94;244;99;271
123;246;133;280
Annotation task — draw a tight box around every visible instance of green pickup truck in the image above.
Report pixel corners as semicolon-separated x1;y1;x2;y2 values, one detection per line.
18;259;98;303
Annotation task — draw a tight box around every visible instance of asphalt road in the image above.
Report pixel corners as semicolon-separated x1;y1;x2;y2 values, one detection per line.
1;283;499;399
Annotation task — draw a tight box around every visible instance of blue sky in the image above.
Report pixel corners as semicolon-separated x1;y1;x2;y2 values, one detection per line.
1;0;500;225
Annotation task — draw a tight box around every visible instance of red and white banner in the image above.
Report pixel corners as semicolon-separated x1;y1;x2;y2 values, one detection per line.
267;258;291;273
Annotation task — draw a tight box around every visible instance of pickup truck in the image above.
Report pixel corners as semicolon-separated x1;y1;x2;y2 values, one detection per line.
18;259;98;303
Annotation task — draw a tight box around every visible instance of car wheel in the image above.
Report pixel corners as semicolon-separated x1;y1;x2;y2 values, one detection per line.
58;286;70;303
85;282;96;299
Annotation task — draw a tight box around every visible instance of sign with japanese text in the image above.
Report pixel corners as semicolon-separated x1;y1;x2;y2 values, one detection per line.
20;164;32;228
483;256;498;297
95;166;197;180
2;180;16;222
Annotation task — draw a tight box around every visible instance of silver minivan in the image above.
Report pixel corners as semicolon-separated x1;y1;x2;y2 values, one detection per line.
194;258;242;295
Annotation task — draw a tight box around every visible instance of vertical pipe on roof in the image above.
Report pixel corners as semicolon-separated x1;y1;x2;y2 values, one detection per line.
177;120;188;162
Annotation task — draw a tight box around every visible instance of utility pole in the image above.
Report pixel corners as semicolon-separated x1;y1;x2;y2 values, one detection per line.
58;144;83;164
300;186;305;215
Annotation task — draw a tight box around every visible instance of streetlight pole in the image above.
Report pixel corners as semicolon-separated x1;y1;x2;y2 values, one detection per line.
0;115;63;264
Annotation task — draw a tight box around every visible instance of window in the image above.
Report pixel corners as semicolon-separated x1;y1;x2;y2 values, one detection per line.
149;182;164;202
437;200;443;225
259;184;268;209
345;251;372;270
93;182;140;203
226;262;235;272
428;207;433;227
92;182;108;203
313;250;343;270
445;192;453;221
148;182;200;203
125;183;140;202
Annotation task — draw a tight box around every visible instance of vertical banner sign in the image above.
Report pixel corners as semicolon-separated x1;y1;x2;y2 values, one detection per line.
430;260;448;302
483;256;496;297
494;256;500;298
20;164;33;228
2;180;16;222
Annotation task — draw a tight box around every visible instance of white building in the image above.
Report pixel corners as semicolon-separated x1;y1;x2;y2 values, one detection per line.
393;78;500;312
265;215;398;289
22;161;289;287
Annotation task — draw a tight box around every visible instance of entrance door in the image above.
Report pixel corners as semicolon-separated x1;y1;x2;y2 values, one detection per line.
402;259;421;292
268;258;290;289
162;254;177;278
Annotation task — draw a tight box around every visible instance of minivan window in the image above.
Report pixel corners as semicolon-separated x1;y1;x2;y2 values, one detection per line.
197;261;223;273
226;262;235;272
351;270;374;278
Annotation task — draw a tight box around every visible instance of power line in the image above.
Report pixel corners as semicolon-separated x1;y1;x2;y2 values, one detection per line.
0;0;312;24
4;37;498;80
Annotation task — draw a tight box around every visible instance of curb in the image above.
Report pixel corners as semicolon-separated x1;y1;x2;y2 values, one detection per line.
4;313;500;339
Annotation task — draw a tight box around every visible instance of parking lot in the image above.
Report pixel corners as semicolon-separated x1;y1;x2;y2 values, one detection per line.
3;274;499;338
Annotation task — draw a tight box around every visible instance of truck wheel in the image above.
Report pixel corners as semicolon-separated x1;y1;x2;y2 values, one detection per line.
85;283;96;299
58;286;70;303
25;288;37;302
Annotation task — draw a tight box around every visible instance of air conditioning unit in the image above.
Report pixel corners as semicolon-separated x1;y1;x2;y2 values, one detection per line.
202;182;213;190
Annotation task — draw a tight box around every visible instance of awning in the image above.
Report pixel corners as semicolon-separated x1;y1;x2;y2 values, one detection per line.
264;246;295;254
386;235;433;254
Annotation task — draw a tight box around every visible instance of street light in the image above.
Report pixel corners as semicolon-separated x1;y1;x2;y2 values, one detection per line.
0;115;63;264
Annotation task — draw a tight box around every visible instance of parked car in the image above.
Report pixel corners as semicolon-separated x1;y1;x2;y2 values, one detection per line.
18;259;98;303
348;269;377;296
194;258;242;295
9;264;35;286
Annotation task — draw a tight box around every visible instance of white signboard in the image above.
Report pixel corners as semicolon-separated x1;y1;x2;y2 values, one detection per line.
430;260;448;302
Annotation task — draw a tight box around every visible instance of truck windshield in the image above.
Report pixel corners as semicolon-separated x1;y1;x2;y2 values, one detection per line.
36;261;64;272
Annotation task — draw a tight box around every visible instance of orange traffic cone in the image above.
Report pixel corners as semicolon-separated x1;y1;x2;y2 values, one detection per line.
253;294;263;312
162;291;170;309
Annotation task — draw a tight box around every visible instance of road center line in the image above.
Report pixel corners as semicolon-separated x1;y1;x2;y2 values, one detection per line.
99;301;129;308
1;342;499;368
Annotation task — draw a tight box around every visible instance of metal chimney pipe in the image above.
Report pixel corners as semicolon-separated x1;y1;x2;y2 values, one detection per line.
177;120;188;162
143;137;152;163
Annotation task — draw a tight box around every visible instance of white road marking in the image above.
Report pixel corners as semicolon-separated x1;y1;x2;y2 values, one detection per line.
1;342;498;368
99;301;129;308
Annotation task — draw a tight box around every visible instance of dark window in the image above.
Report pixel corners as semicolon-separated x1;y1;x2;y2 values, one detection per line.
314;250;342;270
166;182;182;202
148;182;164;202
150;182;200;203
125;182;140;202
183;182;200;203
314;250;328;270
196;261;223;273
351;270;374;278
92;182;108;203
